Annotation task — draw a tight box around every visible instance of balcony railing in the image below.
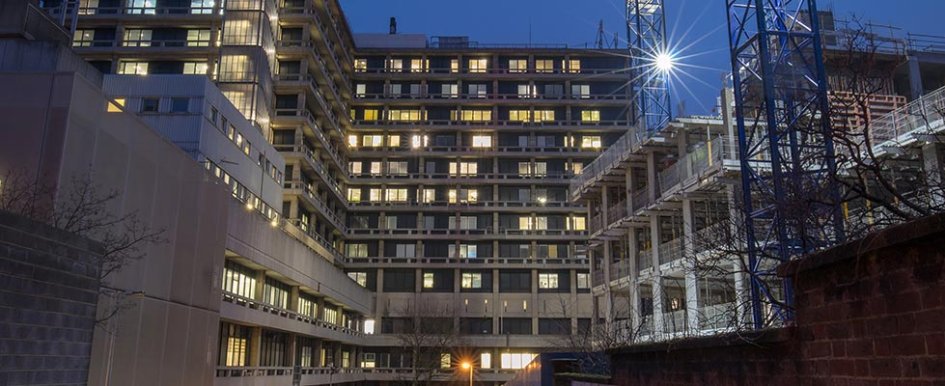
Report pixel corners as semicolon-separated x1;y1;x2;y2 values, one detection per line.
354;92;630;102
287;181;348;233
272;107;346;169
345;256;587;266
638;249;653;272
273;144;344;200
570;129;638;199
351;119;631;127
221;292;363;337
869;85;945;146
354;67;622;75
47;5;220;16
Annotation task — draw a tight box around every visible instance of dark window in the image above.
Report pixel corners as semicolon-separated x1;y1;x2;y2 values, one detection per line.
272;130;295;145
577;318;592;335
381;317;413;334
275;94;298;109
499;270;531;292
259;330;289;366
460;318;492;334
170;97;188;113
383;269;415;292
501;318;532;335
296;336;317;367
141;97;160;113
538;318;571;335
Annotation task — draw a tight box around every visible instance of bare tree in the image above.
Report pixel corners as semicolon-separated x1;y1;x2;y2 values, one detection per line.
390;300;464;386
0;168;165;325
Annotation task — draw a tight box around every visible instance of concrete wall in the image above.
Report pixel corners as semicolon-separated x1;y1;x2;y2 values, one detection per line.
0;211;102;386
610;213;945;385
0;70;230;386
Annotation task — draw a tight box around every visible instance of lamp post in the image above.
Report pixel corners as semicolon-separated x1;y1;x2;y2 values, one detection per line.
461;362;473;386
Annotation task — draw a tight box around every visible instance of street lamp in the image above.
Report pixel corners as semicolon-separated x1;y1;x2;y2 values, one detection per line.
461;361;473;386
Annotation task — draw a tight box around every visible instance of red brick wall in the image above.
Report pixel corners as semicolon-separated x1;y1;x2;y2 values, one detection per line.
610;215;945;385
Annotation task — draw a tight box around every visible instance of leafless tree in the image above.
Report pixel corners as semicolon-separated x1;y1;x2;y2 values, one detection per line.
390;300;465;386
0;168;165;325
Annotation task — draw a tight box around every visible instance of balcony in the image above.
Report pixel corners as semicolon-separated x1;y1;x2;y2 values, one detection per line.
354;92;630;104
272;107;346;170
286;180;348;234
220;292;363;340
274;74;345;138
46;5;221;17
657;238;682;266
348;144;601;157
347;171;577;184
288;219;345;262
274;144;345;201
351;118;632;130
344;256;588;267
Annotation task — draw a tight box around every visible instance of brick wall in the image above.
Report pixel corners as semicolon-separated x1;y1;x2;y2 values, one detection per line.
0;211;102;386
610;214;945;385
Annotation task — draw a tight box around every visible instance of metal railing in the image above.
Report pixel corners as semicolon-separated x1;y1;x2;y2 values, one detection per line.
221;292;363;337
570;128;638;198
658;238;682;265
869;85;945;146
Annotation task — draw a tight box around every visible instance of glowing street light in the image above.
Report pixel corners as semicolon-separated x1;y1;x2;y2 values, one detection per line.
461;361;473;386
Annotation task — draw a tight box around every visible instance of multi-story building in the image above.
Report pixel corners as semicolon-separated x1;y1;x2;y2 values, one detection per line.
569;11;945;342
32;0;629;384
343;34;628;375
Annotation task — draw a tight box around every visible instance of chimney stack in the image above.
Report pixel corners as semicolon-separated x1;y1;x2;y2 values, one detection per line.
389;17;397;35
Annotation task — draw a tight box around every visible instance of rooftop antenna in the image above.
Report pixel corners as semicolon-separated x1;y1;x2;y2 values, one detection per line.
612;32;619;49
389;17;397;35
596;19;605;49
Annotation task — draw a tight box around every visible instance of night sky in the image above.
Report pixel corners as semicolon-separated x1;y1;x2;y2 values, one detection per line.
340;0;945;115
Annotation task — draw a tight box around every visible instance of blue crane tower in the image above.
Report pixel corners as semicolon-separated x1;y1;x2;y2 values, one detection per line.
726;0;845;328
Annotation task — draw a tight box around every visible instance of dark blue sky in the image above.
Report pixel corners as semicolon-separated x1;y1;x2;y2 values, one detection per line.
340;0;945;115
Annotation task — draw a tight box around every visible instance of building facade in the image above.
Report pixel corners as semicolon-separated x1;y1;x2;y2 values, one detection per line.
28;0;632;384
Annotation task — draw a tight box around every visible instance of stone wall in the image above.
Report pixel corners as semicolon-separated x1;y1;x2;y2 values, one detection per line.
0;210;102;386
610;213;945;385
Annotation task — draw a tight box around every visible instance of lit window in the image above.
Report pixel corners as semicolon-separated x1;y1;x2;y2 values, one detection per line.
222;261;256;299
107;98;125;113
569;216;587;231
468;58;488;73
572;84;590;99
471;135;492;148
117;61;149;75
571;162;584;175
385;59;403;72
577;273;591;289
481;353;492;369
347;188;361;202
509;110;531;122
190;0;214;14
450;59;459;73
73;29;94;47
369;162;382;175
186;29;212;47
423;273;435;289
126;0;156;15
535;110;555;122
182;61;208;75
420;188;436;203
517;84;537;99
461;273;482;289
535;59;554;73
387;110;424;121
452;110;492;122
564;59;581;73
448;189;477;204
388;161;408;175
449;162;478;176
581;110;601;122
460;216;477;229
410;58;429;73
508;59;528;73
539;273;559;289
122;28;151;47
386;188;408;202
364;109;378;121
349;162;362;175
581;136;602;149
440;353;451;368
347;135;358;148
354;58;367;72
362;135;384;147
501;353;537;369
347;272;367;286
518;216;533;230
388;135;401;147
369;189;382;202
364;319;375;334
411;134;428;149
355;84;366;97
534;162;547;177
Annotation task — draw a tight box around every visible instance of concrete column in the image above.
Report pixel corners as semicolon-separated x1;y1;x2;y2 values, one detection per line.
907;56;925;101
626;166;635;215
727;186;750;328
249;327;263;366
922;143;945;207
602;240;614;330
628;227;641;338
289;286;300;312
649;216;664;335
682;199;700;333
646;152;658;202
254;270;267;301
288;333;298;367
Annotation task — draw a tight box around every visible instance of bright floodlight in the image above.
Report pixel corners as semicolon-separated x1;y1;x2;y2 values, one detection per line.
461;362;471;370
655;53;674;72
